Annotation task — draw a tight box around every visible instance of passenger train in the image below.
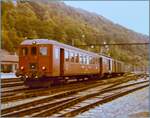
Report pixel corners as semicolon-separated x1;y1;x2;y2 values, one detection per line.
16;39;132;88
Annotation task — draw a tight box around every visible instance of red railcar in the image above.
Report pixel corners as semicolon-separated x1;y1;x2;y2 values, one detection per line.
16;39;124;87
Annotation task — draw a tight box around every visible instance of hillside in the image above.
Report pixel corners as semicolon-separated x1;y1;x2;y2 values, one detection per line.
1;0;149;66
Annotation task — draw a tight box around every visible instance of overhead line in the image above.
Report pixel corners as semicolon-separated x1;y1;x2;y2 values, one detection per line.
74;43;150;46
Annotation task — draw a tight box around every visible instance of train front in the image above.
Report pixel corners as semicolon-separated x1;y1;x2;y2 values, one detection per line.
16;39;51;87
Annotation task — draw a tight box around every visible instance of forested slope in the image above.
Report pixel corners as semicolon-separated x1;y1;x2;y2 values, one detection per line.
2;0;149;66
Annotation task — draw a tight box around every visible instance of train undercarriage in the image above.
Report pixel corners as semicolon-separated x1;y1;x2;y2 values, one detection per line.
21;72;124;88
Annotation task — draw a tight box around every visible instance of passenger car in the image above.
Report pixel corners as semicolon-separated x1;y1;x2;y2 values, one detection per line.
16;39;125;87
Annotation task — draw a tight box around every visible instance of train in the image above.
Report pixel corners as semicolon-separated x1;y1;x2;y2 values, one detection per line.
16;39;132;88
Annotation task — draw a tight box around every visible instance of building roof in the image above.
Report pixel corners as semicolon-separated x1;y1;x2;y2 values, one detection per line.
1;55;18;62
0;49;18;63
0;49;9;55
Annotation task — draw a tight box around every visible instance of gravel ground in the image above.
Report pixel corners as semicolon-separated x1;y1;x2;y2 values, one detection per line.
76;86;149;118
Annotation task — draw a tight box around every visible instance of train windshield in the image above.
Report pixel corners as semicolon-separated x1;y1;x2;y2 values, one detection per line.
39;47;47;56
21;47;28;56
31;47;37;55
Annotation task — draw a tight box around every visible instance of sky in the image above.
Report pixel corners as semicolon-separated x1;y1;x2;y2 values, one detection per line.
64;1;149;35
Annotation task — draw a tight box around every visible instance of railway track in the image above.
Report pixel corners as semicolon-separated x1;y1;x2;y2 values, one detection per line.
1;74;148;117
1;78;21;83
1;78;24;88
1;74;138;103
55;80;149;117
1;78;107;96
1;86;28;97
1;73;145;95
1;81;24;88
1;76;124;104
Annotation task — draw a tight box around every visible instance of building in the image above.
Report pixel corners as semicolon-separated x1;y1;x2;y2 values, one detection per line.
0;49;18;73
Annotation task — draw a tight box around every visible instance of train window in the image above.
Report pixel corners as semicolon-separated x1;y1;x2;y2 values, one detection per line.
65;50;69;61
87;56;90;64
93;57;95;64
91;57;94;64
82;56;85;64
79;55;81;63
31;47;36;55
70;52;74;62
84;56;87;64
89;56;92;64
103;58;107;64
95;58;97;64
79;54;83;64
22;47;28;56
75;53;79;63
39;47;47;56
93;57;97;64
96;58;98;64
83;56;85;64
93;58;95;64
55;48;59;59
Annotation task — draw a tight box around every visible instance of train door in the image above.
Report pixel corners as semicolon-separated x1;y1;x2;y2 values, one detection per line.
29;46;39;71
99;57;103;75
108;59;112;73
60;48;64;76
114;60;116;72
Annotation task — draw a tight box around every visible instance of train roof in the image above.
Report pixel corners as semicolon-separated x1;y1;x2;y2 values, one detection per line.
21;39;58;45
21;39;122;62
21;39;100;57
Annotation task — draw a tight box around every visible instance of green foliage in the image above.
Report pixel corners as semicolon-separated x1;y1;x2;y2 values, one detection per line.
1;1;149;66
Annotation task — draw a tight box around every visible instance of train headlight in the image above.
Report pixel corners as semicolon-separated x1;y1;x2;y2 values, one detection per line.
35;76;38;78
20;66;24;70
25;75;28;78
42;66;46;70
32;41;37;45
